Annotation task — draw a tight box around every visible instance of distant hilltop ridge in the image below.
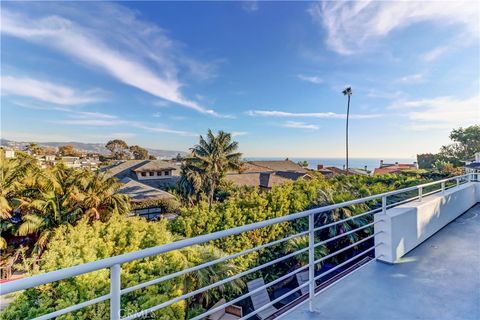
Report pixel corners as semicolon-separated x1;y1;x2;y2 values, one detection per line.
0;139;186;158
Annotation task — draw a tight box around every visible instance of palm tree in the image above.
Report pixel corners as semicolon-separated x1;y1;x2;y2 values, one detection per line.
74;172;131;221
183;245;244;310
182;130;242;206
342;87;352;174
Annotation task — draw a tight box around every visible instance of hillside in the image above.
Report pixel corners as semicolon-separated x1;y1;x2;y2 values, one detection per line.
0;139;186;159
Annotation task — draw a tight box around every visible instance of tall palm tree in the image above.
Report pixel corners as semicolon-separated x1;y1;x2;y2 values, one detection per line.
182;130;242;206
342;87;352;174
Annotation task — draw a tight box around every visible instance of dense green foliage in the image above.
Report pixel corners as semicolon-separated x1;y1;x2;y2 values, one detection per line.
1;215;242;320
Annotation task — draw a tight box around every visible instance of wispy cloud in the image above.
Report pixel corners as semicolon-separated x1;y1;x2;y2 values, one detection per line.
231;131;248;137
1;75;103;105
283;121;319;130
396;73;425;84
1;3;223;116
247;110;381;119
311;1;479;55
241;1;259;13
422;46;449;62
48;108;197;136
297;74;323;84
391;95;479;130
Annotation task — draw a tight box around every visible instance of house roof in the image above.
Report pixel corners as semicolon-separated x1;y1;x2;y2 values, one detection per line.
244;160;308;173
103;160;180;180
465;163;480;169
118;178;174;202
132;160;177;172
226;171;308;188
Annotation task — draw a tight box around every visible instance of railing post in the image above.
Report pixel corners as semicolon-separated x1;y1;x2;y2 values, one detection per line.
308;212;315;312
468;174;471;183
418;187;423;202
456;178;460;187
441;181;445;194
110;264;121;320
382;196;387;214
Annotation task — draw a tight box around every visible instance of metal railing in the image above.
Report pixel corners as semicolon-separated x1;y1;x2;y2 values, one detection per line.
0;173;476;320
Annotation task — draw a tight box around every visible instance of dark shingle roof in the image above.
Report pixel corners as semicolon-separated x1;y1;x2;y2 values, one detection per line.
245;160;308;173
132;161;177;172
103;160;180;180
118;178;174;202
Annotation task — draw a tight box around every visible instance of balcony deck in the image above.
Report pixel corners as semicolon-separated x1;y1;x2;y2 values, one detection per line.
281;204;480;320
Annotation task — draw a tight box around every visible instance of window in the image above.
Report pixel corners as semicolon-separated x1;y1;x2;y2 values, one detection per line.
164;170;170;176
149;172;154;176
141;172;147;177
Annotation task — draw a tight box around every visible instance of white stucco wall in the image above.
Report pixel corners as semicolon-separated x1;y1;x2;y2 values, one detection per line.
375;182;479;264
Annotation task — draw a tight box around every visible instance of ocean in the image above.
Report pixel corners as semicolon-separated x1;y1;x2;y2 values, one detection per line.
245;157;417;171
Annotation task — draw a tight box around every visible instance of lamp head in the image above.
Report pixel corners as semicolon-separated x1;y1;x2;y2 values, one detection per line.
342;87;352;96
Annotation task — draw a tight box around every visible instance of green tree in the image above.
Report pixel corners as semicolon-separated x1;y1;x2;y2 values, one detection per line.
180;130;242;206
129;145;149;160
439;125;480;165
24;143;43;155
105;139;129;160
58;144;80;157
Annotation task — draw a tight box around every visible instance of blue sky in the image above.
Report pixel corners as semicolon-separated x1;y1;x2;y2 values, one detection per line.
1;1;479;157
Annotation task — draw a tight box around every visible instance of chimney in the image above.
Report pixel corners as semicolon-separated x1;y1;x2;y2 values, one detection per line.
395;161;399;165
343;164;346;170
380;160;384;166
317;164;324;170
364;165;368;171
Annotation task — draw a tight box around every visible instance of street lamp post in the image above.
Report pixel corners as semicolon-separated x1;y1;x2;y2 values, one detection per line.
342;87;352;175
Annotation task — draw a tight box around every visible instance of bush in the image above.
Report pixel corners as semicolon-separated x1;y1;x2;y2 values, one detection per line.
2;215;186;320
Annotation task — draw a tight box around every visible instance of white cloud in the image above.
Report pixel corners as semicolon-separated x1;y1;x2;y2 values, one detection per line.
297;74;323;84
247;110;381;119
392;95;479;130
241;1;258;13
396;73;425;84
1;3;223;116
231;131;248;137
311;1;479;55
1;75;102;105
422;46;449;62
283;121;319;130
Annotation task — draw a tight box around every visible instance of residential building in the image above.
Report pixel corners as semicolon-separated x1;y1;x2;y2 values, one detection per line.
4;149;15;159
373;160;418;176
60;156;81;169
103;160;180;189
464;152;480;173
227;160;311;189
117;177;177;220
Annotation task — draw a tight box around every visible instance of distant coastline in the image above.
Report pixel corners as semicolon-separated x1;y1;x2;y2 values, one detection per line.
245;157;417;170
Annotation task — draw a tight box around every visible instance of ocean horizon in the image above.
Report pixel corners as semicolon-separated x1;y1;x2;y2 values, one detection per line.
245;157;417;171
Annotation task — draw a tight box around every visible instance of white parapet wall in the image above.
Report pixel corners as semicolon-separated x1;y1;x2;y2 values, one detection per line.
375;182;479;264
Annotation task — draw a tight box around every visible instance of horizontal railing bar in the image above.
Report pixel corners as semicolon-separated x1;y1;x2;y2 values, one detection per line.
313;233;379;265
33;293;111;320
314;243;381;282
122;247;309;320
314;221;378;248
312;207;381;233
122;229;309;295
239;282;310;320
191;265;310;320
2;174;472;295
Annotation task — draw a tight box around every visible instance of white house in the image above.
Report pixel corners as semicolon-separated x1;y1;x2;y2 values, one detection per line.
465;152;480;173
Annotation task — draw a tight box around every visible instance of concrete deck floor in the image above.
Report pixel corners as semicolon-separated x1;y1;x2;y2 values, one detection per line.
281;204;480;320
